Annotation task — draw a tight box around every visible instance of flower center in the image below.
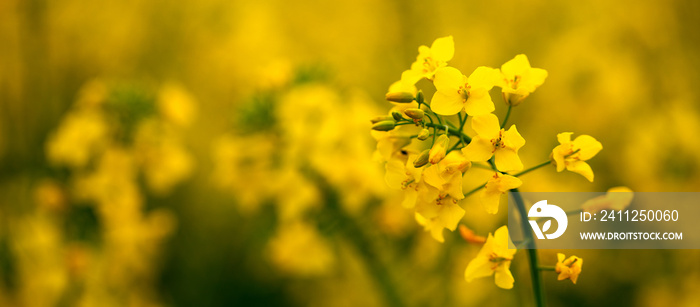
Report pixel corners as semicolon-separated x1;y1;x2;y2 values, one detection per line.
510;75;522;90
457;84;471;100
490;130;506;152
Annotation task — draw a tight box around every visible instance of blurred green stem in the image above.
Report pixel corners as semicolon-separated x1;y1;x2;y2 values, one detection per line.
511;188;546;307
501;105;513;129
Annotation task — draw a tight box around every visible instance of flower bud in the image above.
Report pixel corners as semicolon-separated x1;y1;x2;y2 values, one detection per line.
503;92;528;106
416;90;424;104
413;149;431;168
370;115;394;124
429;134;449;164
385;92;415;103
403;108;424;120
417;129;430;140
391;110;404;121
372;120;396;131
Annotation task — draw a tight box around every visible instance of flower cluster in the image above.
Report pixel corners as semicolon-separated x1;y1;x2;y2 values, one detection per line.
372;36;621;292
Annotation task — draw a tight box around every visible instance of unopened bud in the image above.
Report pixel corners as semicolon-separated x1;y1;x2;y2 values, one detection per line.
403;108;424;120
372;120;396;131
429;134;449;164
413;149;430;168
417;129;430;140
416;90;424;104
385;92;415;103
503;92;528;106
371;115;393;124
391;110;404;121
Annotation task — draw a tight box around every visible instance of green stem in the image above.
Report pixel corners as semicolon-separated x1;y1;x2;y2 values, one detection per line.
538;266;556;272
511;188;546;307
501;105;513;129
463;182;487;198
425;122;472;144
512;160;551;177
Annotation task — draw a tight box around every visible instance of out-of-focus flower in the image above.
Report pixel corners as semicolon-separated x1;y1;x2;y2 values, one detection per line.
267;221;335;277
499;54;548;106
459;224;487;244
157;83;198;127
555;253;583;284
582;186;634;212
34;180;66;212
464;226;516;289
402;36;454;83
431;66;500;116
551;132;603;182
46;109;109;169
481;172;522;214
462;114;525;172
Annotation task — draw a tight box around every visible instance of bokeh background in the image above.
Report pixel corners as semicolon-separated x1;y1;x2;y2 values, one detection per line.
1;0;700;306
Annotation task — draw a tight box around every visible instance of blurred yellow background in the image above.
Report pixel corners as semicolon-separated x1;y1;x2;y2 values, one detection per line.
1;0;700;306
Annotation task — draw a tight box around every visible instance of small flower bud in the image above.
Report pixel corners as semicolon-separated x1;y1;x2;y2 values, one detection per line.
391;110;404;121
370;115;394;124
403;108;424;120
385;92;415;103
372;120;396;131
416;90;424;104
417;129;430;140
503;92;528;106
429;134;450;164
413;149;430;168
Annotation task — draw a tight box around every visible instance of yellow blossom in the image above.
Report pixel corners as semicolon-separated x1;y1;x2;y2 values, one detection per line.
552;132;603;182
481;172;522;214
499;54;548;106
402;36;455;83
267;221;335;277
582;186;634;213
431;66;500;116
429;134;450;164
462;114;525;172
385;152;424;208
464;226;516;289
555;253;583;284
157;83;198;127
415;198;465;243
422;150;470;200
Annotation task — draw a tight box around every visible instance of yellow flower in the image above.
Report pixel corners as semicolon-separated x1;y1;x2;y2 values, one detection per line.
429;134;450;164
481;172;522;214
423;151;471;200
555;253;583;284
431;66;500;116
499;54;548;106
462;114;525;172
415;198;465;243
582;186;634;213
464;226;516;289
385;152;424;208
552;132;603;182
402;36;455;83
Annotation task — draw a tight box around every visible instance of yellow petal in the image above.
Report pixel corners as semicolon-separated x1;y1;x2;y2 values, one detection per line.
557;132;573;145
438;201;465;231
464;254;493;282
461;136;494;162
431;91;463;115
467;66;499;91
501;54;531;76
572;135;603;160
464;93;495;116
471;114;501;138
433;67;464;93
384;159;407;189
494;149;523;172
552;145;568;172
444;172;465;200
480;187;502;214
494;265;515;289
402;188;417;209
567;161;594;182
431;36;455;62
526;67;548;89
496;174;522;192
423;164;446;189
503;125;526;150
